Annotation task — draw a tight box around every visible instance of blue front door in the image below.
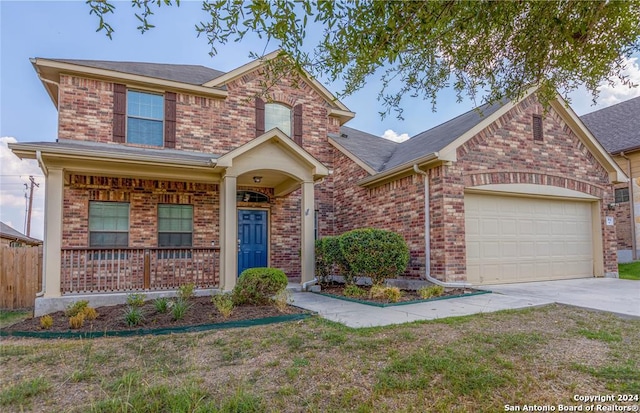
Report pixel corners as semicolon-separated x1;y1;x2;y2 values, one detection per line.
237;209;268;276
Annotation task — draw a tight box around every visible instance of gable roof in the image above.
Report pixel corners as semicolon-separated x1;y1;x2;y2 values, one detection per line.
330;126;399;172
333;99;507;174
334;88;627;186
203;50;355;121
0;221;41;244
580;96;640;154
49;59;226;86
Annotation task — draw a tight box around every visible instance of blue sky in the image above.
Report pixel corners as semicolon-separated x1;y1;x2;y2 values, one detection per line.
1;0;639;239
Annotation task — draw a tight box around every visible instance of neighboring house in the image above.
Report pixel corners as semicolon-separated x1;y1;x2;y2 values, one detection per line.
581;96;640;263
0;221;42;248
10;52;627;315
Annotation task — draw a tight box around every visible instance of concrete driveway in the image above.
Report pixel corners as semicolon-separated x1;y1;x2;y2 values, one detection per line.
487;278;640;319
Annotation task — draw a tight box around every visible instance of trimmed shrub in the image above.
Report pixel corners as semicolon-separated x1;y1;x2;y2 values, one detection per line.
418;285;445;299
40;315;53;329
338;228;409;285
212;294;234;318
177;283;196;300
82;307;99;321
233;267;288;305
65;300;89;317
315;238;331;283
369;285;403;302
343;284;367;299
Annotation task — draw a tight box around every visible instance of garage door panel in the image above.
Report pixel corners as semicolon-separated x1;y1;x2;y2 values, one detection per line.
465;193;594;284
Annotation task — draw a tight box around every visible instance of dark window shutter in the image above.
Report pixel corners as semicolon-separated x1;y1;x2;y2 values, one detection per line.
293;104;303;145
113;83;126;143
255;97;265;137
164;92;177;148
532;114;543;142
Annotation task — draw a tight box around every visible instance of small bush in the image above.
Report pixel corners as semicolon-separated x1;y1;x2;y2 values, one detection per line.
69;313;85;329
65;300;89;317
369;285;402;302
212;294;234;318
418;285;445;299
39;315;53;329
153;297;170;313
171;298;190;321
273;290;293;312
233;268;288;305
124;306;144;327
315;238;331;283
177;283;196;300
338;228;409;285
82;307;98;321
343;284;367;299
126;293;146;307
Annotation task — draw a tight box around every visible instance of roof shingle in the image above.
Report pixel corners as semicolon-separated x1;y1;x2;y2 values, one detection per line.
580;96;640;153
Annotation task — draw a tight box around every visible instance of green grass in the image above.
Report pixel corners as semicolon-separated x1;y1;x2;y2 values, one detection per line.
0;309;30;328
0;377;51;407
1;305;639;412
619;261;640;280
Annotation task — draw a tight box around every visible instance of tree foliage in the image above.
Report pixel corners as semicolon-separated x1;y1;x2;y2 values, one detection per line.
87;0;640;116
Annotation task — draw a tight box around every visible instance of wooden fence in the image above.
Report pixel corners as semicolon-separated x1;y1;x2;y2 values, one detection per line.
0;246;42;309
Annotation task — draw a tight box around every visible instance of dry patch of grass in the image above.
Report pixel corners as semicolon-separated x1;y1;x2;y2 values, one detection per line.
1;305;639;412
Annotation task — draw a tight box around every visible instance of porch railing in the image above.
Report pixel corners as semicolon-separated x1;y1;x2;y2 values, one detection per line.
60;247;220;294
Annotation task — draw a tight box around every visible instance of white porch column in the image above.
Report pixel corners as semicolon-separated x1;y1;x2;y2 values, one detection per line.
219;174;238;291
301;181;315;283
43;167;64;297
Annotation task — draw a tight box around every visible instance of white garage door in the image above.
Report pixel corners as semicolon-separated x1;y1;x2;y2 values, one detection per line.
465;193;594;284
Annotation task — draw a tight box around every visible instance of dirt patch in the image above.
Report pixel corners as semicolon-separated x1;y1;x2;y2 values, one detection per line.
318;282;480;304
2;296;308;334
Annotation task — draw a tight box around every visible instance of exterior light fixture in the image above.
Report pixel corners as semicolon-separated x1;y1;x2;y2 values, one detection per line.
253;176;262;183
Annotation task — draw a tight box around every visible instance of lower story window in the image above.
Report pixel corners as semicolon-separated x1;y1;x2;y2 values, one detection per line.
89;201;129;247
158;204;193;247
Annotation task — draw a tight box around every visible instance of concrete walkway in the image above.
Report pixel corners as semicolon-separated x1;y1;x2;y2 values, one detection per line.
488;278;640;319
290;278;640;328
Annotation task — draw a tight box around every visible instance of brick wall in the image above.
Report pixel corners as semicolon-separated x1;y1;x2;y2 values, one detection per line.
614;183;633;250
55;66;343;279
334;93;618;282
333;151;426;278
63;175;218;248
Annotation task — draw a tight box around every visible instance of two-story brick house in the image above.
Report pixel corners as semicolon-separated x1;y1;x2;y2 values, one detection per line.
10;52;627;315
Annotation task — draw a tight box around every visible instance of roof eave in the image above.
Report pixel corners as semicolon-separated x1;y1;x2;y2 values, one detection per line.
32;58;228;107
358;153;442;188
550;97;629;184
9;142;218;170
202;50;353;114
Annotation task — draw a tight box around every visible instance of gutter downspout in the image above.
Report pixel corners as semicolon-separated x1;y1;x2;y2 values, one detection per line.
35;151;48;297
620;152;637;261
413;165;472;288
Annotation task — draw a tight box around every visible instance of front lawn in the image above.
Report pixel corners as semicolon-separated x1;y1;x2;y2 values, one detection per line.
619;261;640;280
1;305;639;412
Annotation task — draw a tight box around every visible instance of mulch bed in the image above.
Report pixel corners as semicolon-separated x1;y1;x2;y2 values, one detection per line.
2;296;308;333
318;283;481;305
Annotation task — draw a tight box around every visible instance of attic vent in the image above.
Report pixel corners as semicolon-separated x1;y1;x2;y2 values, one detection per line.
340;133;348;139
532;114;543;142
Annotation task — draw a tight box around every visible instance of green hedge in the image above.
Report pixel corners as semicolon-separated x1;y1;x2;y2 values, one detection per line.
316;228;409;285
340;228;409;285
233;267;288;305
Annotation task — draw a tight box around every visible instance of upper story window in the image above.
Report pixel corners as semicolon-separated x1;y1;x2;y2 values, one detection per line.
265;103;291;136
89;201;129;247
113;84;176;148
127;90;164;146
255;97;303;145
